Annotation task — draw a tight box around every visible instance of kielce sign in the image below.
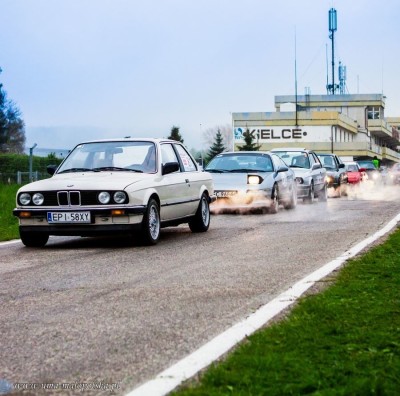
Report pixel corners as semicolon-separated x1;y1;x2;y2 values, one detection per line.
234;126;332;143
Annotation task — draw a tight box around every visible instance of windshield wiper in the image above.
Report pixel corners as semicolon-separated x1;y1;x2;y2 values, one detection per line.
92;167;143;173
227;168;250;172
58;168;96;174
205;169;228;173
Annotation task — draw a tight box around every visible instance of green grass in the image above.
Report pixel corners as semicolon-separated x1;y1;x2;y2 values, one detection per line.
173;230;400;395
0;184;20;241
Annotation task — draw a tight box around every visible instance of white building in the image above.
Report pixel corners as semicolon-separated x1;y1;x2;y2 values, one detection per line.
233;93;400;164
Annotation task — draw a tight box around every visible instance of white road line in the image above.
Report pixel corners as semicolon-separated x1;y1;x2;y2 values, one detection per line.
0;239;21;246
126;212;400;396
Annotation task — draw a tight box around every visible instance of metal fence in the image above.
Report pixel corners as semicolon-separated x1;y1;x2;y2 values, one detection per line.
0;171;48;185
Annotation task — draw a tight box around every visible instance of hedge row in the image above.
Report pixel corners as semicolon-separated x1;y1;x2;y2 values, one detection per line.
0;153;63;184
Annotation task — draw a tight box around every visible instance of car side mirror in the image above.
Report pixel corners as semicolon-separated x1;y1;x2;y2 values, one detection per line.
47;164;57;175
276;165;289;173
339;163;345;169
162;161;180;175
312;163;321;170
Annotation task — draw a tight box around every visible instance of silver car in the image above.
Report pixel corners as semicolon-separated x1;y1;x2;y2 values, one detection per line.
204;151;297;213
271;148;327;203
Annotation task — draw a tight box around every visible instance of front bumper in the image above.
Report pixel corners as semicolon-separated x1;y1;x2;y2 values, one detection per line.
13;205;146;236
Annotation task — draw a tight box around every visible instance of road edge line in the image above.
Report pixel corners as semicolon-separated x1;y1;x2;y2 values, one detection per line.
126;213;400;396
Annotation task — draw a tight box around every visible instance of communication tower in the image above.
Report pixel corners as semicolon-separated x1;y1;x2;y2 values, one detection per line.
326;8;339;95
338;61;347;94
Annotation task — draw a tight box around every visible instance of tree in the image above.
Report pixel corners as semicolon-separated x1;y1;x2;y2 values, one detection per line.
237;128;261;151
167;125;184;143
0;68;26;154
203;124;232;151
205;128;226;163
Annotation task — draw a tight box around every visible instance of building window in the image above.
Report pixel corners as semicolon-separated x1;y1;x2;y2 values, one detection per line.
367;107;380;120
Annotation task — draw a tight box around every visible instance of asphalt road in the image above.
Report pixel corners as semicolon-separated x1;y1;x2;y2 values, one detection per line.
1;186;400;395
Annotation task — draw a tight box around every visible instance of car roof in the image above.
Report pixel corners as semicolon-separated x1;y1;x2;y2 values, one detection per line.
270;147;310;152
72;137;179;145
222;151;272;155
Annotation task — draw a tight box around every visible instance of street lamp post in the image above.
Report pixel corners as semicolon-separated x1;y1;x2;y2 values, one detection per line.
29;143;37;181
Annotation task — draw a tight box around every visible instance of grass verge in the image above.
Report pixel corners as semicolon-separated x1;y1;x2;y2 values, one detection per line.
173;229;400;395
0;184;20;241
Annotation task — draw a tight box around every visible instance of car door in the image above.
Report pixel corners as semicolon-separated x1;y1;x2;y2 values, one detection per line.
173;143;200;215
158;143;191;221
309;152;326;192
271;154;291;198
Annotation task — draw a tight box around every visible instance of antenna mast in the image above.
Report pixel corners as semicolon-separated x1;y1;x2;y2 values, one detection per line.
327;8;338;95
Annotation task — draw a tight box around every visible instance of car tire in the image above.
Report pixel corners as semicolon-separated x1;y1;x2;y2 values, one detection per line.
303;182;315;204
140;198;160;245
189;193;210;232
269;184;279;214
283;185;297;210
20;231;49;247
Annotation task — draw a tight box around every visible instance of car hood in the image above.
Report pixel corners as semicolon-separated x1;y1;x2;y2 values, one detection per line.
289;167;313;177
210;172;274;189
18;172;153;192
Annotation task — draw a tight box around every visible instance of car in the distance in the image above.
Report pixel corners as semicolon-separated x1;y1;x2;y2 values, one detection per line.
271;148;327;203
356;160;381;183
13;138;216;247
205;151;297;213
344;162;366;185
317;153;348;197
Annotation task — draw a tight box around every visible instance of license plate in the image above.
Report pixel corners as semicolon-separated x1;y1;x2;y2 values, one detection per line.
47;212;91;223
215;190;237;198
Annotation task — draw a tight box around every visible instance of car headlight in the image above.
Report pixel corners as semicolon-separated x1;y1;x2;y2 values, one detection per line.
19;193;31;205
98;191;111;204
326;176;334;183
32;193;44;205
248;175;262;185
295;177;304;184
113;191;127;204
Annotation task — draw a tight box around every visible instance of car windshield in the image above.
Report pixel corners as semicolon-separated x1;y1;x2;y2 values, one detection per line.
57;141;157;174
273;151;310;169
206;153;273;172
357;161;376;170
346;164;359;172
317;155;336;170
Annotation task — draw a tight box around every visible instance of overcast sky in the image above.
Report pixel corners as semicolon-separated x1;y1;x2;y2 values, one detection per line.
1;0;399;151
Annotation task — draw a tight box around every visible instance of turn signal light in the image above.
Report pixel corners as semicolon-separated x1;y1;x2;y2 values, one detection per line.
19;211;31;218
111;209;125;216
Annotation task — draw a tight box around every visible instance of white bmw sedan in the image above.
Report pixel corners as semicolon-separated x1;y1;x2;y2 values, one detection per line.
13;138;216;247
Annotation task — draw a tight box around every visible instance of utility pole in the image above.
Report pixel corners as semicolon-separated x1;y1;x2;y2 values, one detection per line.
29;143;37;181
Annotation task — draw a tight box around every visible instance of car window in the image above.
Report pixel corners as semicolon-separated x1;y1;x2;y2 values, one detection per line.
57;141;156;173
318;155;336;169
175;144;198;172
273;151;310;169
161;143;179;166
271;154;286;170
206;154;273;172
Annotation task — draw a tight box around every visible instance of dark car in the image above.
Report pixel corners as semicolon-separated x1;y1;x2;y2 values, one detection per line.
356;160;381;183
317;153;348;196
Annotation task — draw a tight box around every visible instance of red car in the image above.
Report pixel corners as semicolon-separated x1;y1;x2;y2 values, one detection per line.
345;162;366;184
